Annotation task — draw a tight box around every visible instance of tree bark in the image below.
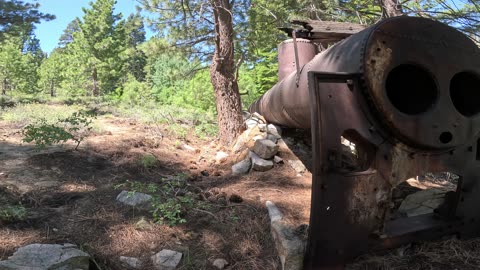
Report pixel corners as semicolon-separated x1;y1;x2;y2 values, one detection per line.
210;0;244;145
50;79;55;97
380;0;403;17
92;65;99;96
2;79;6;95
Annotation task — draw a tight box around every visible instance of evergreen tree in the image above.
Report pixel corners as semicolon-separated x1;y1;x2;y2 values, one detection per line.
74;0;126;95
58;18;81;48
38;49;63;97
0;0;54;39
124;14;147;82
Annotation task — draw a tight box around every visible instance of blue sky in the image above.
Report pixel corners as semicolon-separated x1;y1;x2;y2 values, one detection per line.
26;0;153;53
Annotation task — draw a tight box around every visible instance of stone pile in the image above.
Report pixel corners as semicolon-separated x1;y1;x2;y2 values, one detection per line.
231;113;307;176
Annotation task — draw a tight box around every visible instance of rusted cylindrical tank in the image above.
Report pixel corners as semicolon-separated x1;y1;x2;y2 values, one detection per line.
250;16;480;150
278;38;317;81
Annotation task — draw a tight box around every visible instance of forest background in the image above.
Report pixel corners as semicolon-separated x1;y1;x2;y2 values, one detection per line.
0;0;479;142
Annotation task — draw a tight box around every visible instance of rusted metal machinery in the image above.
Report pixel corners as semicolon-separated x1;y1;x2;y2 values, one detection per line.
250;16;480;269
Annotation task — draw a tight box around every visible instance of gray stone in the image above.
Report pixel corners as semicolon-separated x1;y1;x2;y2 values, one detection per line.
0;243;90;270
116;190;152;209
252;134;265;141
212;259;229;269
151;249;182;270
249;152;274;172
215;151;229;163
399;189;446;217
287;160;306;174
258;123;267;132
267;134;280;143
232;159;251;176
252;139;279;159
119;256;142;269
245;119;259;129
274;156;284;164
266;201;305;270
181;144;196;152
267;124;282;137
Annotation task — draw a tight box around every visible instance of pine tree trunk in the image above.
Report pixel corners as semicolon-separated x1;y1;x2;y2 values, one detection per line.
50;79;55;97
2;79;6;95
210;0;244;145
381;0;403;17
92;66;99;96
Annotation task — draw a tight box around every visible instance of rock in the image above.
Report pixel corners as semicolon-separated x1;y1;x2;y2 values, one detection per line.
252;139;279;159
232;159;251;176
116;190;152;209
135;217;153;231
267;134;280;143
151;249;182;270
267;124;282;137
398;189;447;217
181;144;196;152
229;194;243;203
0;243;90;270
258;123;267;132
266;201;306;270
215;151;229;163
120;256;142;269
249;151;274;172
212;258;229;269
232;126;264;154
252;134;265;141
287;160;306;174
274;156;284;164
245;119;259;129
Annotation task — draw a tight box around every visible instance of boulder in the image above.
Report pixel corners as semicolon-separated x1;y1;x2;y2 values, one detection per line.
116;190;152;209
267;124;282;137
119;256;142;269
398;189;446;217
266;201;306;270
232;126;264;154
0;243;90;270
252;139;279;159
287;160;307;174
249;152;274;172
151;249;182;270
212;258;229;269
232;159;251;176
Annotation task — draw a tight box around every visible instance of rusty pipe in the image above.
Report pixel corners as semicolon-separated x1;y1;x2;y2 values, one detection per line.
249;16;480;150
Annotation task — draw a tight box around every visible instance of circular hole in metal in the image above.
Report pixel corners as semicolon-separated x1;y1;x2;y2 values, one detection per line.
386;64;438;115
439;132;453;144
450;72;480;117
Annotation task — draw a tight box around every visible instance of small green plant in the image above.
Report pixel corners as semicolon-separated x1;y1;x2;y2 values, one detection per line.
22;109;96;150
0;204;27;222
115;174;199;226
229;209;240;223
137;154;158;170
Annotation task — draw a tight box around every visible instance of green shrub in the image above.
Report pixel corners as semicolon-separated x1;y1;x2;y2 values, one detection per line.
115;175;201;226
0;204;27;222
22;109;96;150
137;154;158;170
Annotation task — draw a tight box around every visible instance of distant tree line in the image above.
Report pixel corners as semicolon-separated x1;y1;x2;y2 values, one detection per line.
0;0;478;143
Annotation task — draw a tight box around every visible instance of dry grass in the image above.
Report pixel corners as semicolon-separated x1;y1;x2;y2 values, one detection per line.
349;238;480;270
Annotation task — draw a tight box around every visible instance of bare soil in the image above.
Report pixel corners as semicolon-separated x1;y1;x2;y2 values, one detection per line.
0;112;310;269
2;108;480;270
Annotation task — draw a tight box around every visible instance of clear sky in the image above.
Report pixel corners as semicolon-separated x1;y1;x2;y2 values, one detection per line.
25;0;152;53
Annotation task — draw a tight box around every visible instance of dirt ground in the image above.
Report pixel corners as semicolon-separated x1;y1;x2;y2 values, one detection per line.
0;110;310;269
2;107;480;270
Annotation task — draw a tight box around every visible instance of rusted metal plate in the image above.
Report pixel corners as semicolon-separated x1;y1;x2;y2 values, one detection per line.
250;16;480;269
